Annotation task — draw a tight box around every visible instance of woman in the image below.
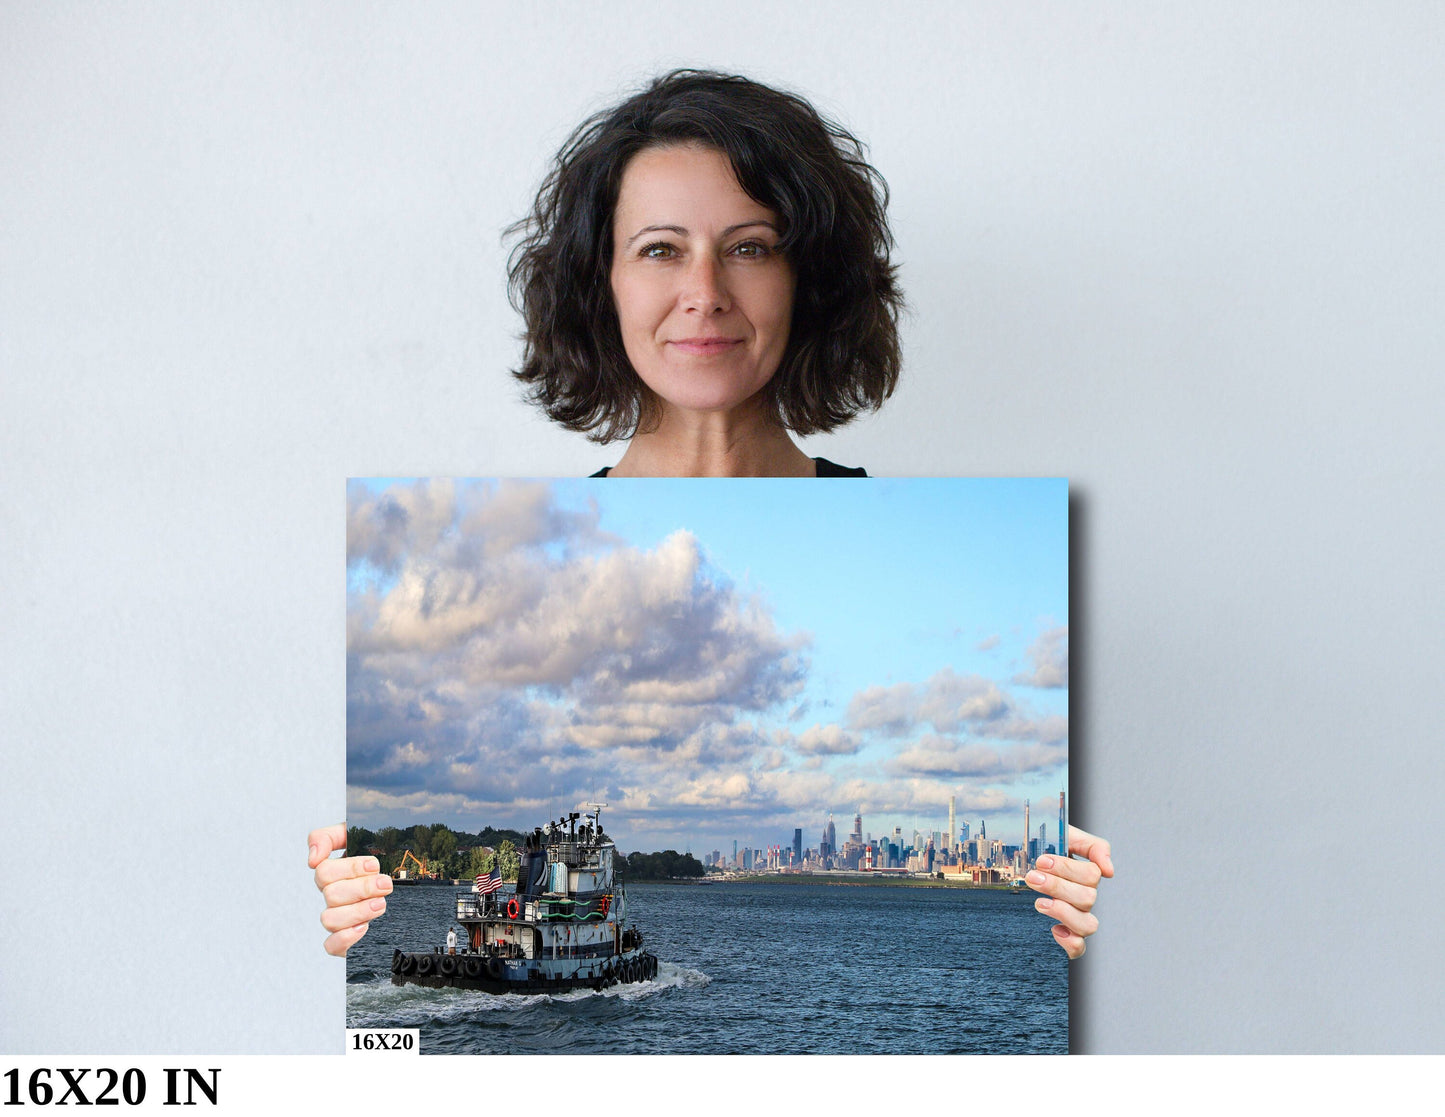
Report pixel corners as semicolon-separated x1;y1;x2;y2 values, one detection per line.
311;69;1112;959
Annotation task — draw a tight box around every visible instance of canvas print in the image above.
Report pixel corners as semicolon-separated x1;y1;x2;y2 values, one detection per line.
344;477;1069;1053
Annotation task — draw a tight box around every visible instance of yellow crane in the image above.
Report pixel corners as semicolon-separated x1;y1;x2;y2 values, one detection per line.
393;850;433;880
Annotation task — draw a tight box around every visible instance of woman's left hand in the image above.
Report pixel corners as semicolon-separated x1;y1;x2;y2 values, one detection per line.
1026;825;1114;959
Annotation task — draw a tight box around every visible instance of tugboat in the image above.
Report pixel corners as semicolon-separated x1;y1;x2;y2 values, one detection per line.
390;805;658;993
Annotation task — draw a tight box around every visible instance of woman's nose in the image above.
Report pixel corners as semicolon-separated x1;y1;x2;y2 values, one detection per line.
680;255;731;314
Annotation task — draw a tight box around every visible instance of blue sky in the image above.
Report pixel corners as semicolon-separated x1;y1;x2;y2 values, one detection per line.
346;478;1067;856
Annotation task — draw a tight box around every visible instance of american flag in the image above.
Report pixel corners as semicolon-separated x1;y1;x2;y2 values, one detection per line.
473;868;504;894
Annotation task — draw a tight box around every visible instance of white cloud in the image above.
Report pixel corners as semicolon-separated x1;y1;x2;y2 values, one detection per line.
1015;624;1068;688
779;723;861;756
886;734;1066;780
348;482;810;829
847;668;1014;736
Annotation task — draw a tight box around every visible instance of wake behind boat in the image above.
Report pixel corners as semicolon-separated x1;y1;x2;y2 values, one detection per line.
390;805;658;994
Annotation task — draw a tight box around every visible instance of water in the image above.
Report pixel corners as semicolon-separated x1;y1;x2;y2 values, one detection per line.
347;881;1067;1054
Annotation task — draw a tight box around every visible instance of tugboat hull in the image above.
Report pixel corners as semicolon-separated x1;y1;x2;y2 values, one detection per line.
390;947;658;994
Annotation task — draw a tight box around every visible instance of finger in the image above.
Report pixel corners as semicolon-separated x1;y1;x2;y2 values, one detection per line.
320;895;388;934
1034;895;1099;939
1025;866;1097;912
1033;853;1101;888
323;870;393;908
324;921;369;958
1068;825;1114;878
308;824;348;869
1051;922;1085;960
315;854;381;891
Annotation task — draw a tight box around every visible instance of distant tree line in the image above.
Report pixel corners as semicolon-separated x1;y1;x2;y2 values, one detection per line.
345;823;705;883
346;823;526;880
617;850;706;880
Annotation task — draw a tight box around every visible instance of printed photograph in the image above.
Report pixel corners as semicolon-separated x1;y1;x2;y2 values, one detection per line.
344;477;1069;1053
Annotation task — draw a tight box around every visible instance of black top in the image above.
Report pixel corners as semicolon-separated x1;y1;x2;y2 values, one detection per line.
590;456;867;478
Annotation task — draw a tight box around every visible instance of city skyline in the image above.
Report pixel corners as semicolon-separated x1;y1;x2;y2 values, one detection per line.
346;478;1068;854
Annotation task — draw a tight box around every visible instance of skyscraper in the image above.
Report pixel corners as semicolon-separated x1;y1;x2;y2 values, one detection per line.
948;795;956;854
792;828;802;864
1024;799;1030;869
1058;790;1066;862
852;808;863;846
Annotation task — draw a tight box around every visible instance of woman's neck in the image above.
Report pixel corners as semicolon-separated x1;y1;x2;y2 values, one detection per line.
608;399;815;477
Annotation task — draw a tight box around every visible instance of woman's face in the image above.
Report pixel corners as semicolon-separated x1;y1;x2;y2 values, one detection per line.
609;144;795;420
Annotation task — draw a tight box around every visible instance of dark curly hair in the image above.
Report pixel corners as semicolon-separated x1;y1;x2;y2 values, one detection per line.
507;69;903;443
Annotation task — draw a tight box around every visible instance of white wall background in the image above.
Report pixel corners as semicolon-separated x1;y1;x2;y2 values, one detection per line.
3;2;1442;1053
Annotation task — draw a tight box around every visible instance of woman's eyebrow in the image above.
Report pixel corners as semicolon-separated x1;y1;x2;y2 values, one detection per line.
622;220;779;248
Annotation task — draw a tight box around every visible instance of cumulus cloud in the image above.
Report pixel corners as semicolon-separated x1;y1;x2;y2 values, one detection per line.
777;723;861;757
1015;624;1069;688
347;481;810;830
976;634;1001;651
885;734;1066;780
847;668;1012;736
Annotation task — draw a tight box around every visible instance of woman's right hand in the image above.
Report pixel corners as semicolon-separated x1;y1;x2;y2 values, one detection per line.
309;823;393;956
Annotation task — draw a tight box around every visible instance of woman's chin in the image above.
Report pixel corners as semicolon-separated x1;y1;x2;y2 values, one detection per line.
648;380;774;423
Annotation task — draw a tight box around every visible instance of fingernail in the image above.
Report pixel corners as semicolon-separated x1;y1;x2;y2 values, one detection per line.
1037;855;1054;870
377;875;392;891
370;898;386;912
1105;856;1115;874
1035;898;1053;912
309;845;318;863
364;858;379;872
1026;871;1046;887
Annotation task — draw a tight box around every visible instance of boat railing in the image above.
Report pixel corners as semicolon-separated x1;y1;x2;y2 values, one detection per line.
454;892;520;920
455;890;614;923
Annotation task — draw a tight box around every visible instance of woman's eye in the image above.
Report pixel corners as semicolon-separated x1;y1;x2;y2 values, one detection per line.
731;241;769;258
639;242;676;259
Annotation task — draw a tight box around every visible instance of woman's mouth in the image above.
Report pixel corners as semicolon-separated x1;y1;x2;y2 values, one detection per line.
669;337;744;355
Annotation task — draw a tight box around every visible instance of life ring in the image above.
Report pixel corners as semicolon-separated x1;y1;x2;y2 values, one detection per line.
415;954;435;976
438;955;457;977
506;897;521;919
463;957;483;979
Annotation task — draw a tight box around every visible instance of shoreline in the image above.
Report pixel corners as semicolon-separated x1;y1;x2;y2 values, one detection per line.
643;874;1025;891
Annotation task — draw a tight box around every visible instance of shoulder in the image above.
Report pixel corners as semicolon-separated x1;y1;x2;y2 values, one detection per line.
812;457;868;477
